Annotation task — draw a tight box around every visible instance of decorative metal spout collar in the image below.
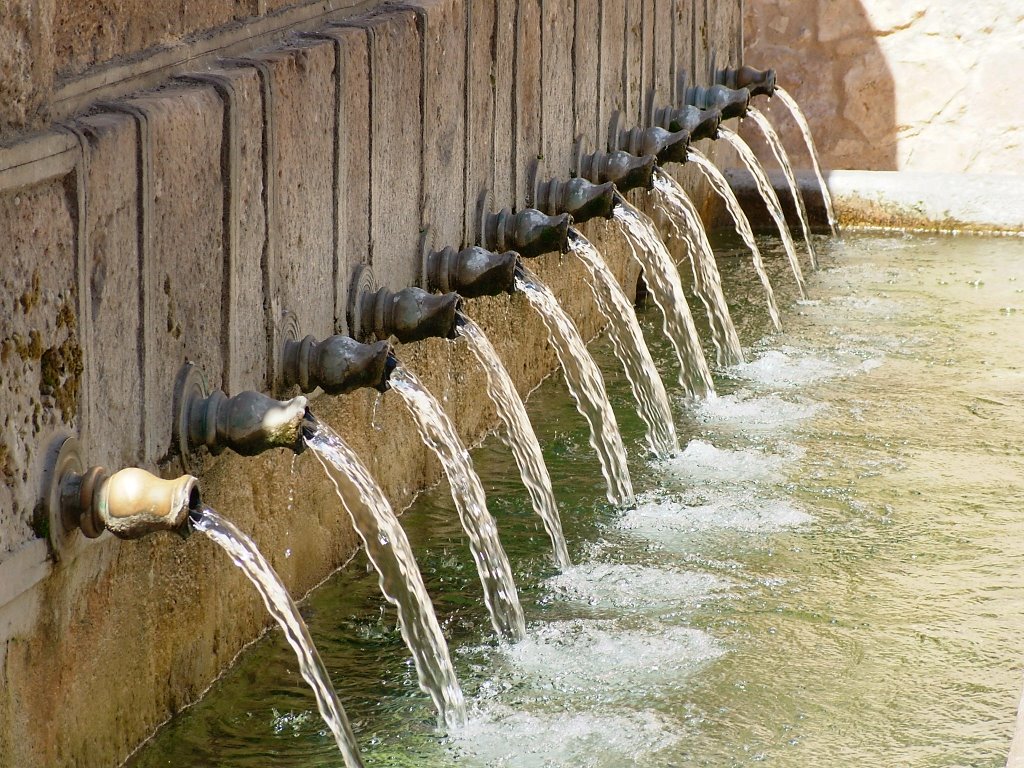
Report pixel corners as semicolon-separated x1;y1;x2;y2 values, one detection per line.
423;244;519;298
534;176;617;223
40;435;200;556
575;148;656;192
282;333;395;394
174;363;310;471
684;84;751;119
718;66;776;98
652;105;722;141
480;207;571;258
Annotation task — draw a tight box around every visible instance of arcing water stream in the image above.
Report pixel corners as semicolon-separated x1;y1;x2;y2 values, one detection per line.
305;418;467;727
718;126;807;297
457;312;571;568
774;86;840;237
515;265;635;506
132;232;1024;768
687;147;782;332
650;168;744;365
568;230;678;457
746;106;818;269
614;198;715;397
390;364;527;642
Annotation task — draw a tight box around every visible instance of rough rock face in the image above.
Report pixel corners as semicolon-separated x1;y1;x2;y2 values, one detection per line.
743;0;1024;175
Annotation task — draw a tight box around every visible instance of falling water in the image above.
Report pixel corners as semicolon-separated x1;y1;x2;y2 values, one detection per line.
775;86;839;237
746;106;818;269
390;364;526;642
456;313;571;568
304;418;466;727
650;169;745;366
613;199;716;397
567;230;678;457
191;506;365;768
515;265;635;506
718;126;807;298
687;147;782;331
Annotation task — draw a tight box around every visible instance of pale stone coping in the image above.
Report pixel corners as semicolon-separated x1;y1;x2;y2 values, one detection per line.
725;167;1024;233
0;131;77;191
1010;674;1024;767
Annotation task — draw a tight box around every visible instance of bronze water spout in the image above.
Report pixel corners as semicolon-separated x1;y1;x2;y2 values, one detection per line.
480;207;571;258
282;334;395;394
574;148;657;192
718;66;776;98
40;435;200;555
652;105;722;141
534;177;617;223
684;84;750;119
423;245;519;298
612;124;691;166
174;363;310;469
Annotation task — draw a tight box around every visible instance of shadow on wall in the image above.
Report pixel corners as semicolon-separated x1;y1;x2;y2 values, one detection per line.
741;0;897;171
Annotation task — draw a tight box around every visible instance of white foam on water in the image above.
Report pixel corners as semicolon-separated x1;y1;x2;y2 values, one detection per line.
618;493;813;537
732;348;843;388
497;620;723;698
449;706;682;767
543;562;731;611
695;390;823;431
659;439;794;484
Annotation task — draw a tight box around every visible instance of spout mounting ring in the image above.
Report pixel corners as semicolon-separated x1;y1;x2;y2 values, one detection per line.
38;433;84;560
274;309;301;394
173;362;210;473
474;189;493;248
606;110;626;152
347;264;379;342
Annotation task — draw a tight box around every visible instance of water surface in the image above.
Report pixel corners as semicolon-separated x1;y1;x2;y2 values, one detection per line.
130;232;1024;767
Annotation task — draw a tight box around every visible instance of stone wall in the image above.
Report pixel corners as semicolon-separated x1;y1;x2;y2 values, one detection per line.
0;1;743;765
742;0;1024;174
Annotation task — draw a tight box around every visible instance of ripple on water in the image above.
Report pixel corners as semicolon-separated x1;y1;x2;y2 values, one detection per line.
448;707;682;767
619;492;813;537
659;439;796;484
542;562;731;612
695;390;823;431
495;620;723;699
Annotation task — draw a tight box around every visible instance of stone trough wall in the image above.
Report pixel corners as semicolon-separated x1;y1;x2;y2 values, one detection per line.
0;2;743;766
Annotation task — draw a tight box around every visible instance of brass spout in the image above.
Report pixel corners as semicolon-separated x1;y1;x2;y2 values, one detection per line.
614;125;691;166
173;363;309;468
424;245;519;298
576;148;657;192
653;105;722;141
684;84;750;120
40;436;200;551
718;66;776;98
481;207;571;258
356;286;462;343
282;334;395;394
534;177;617;223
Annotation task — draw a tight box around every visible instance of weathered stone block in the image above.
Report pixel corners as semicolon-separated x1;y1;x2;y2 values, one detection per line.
124;84;225;464
540;0;575;181
0;175;77;555
492;0;516;210
652;0;674;108
403;0;467;252
514;0;542;207
75;112;142;469
624;0;644;124
573;0;601;148
314;24;370;334
600;0;627;146
363;9;423;290
466;0;496;240
261;40;337;346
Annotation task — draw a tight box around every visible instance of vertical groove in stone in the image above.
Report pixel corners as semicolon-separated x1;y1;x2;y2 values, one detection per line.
98;101;152;461
177;73;240;394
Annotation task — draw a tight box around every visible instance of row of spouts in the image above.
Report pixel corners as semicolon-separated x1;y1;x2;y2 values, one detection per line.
39;64;783;557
